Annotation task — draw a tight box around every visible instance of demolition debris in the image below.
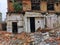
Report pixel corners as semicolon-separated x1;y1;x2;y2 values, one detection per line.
0;30;60;45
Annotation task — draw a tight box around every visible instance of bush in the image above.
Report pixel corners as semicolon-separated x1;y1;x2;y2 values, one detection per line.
13;2;22;12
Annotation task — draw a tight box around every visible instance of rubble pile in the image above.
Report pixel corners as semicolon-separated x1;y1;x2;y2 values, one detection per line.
15;32;32;45
44;37;60;45
0;31;33;45
36;27;52;33
0;31;60;45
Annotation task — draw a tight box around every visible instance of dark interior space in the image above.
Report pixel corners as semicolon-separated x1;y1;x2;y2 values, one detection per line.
47;3;54;10
30;17;35;32
31;0;40;10
12;22;18;34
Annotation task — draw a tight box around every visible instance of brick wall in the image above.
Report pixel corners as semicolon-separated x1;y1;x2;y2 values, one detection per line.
40;1;47;12
54;3;60;12
22;0;31;11
8;0;60;12
8;0;14;12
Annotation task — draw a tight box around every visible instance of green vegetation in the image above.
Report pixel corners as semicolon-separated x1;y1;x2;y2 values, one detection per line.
11;0;22;12
13;2;22;12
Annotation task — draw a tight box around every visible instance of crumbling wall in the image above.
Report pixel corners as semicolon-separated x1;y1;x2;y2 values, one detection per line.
22;0;31;11
54;3;60;13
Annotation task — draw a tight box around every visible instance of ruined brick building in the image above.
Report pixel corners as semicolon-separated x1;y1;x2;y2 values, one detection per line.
6;0;60;33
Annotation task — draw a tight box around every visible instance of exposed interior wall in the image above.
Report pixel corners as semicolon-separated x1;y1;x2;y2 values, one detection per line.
35;17;45;30
6;13;24;33
47;14;57;28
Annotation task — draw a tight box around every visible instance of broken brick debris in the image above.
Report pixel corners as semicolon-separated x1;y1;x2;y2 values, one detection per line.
0;31;60;45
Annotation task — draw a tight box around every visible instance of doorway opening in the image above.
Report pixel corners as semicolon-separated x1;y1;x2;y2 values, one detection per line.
30;17;35;32
12;22;18;34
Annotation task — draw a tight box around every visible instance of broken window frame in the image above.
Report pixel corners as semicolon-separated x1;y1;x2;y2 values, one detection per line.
47;3;54;11
31;0;40;10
